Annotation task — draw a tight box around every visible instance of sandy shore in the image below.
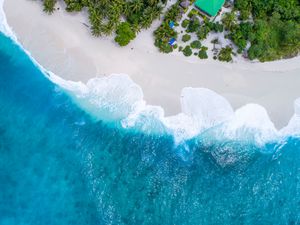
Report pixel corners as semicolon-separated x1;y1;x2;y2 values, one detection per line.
3;0;300;128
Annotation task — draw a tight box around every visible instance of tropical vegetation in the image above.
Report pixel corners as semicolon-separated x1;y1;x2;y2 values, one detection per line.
182;34;191;42
43;0;57;14
229;0;300;61
41;0;300;62
42;0;167;46
182;46;193;56
198;46;208;59
218;46;234;62
115;22;136;46
154;3;181;53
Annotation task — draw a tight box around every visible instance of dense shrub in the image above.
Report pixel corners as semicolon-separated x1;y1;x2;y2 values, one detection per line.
182;34;191;42
43;0;56;14
181;19;190;28
191;40;202;49
198;46;208;59
206;21;224;33
154;3;180;53
197;25;210;40
187;18;201;33
232;0;300;61
188;8;199;18
43;0;167;42
115;22;136;46
183;46;193;56
218;46;233;62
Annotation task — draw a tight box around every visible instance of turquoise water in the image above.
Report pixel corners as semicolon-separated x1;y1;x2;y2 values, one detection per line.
0;33;300;224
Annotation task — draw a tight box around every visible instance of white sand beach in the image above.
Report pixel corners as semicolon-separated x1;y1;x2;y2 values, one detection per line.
3;0;300;128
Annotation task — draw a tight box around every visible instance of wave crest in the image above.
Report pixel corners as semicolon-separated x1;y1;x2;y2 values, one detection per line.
281;98;300;136
0;0;15;39
49;73;300;145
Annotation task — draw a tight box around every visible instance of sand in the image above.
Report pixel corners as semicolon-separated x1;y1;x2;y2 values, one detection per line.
3;0;300;128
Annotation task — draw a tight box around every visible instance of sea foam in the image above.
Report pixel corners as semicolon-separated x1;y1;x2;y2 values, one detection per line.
0;0;15;39
48;73;299;145
281;98;300;136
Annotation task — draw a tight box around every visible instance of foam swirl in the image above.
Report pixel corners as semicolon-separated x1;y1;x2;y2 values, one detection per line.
49;73;300;145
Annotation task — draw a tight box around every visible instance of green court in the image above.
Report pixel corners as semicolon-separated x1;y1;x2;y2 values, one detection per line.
194;0;225;17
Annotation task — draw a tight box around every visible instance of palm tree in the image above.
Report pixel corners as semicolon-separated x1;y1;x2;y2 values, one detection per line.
148;0;160;7
211;38;219;51
92;25;102;36
88;6;103;36
88;7;101;25
221;12;237;31
130;0;144;13
43;0;56;14
141;6;162;28
123;3;131;16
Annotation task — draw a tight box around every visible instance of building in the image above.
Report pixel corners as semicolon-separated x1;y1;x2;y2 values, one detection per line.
168;38;177;46
194;0;225;17
180;0;190;9
169;21;175;29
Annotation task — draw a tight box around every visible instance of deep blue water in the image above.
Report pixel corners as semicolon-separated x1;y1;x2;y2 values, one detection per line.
0;33;300;225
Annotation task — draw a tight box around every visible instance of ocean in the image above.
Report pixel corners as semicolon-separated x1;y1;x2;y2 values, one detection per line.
0;19;300;225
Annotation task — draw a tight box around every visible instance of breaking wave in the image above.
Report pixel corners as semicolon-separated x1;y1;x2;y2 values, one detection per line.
49;73;300;145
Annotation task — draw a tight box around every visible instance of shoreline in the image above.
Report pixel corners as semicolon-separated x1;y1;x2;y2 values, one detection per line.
3;0;300;128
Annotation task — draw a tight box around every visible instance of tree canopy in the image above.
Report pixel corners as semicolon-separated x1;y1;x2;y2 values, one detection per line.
115;22;136;46
232;0;300;61
41;0;300;62
42;0;167;45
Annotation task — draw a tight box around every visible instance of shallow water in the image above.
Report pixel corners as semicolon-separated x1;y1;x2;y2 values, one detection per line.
0;32;300;225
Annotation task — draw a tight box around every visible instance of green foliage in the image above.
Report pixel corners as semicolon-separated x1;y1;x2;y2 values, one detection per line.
181;19;190;28
198;46;208;59
182;34;191;42
154;22;178;53
235;0;300;21
115;22;136;46
197;25;210;40
64;0;86;12
232;0;300;61
222;12;237;31
191;40;201;49
188;8;199;18
43;0;56;14
154;3;180;53
139;5;163;29
206;21;224;33
218;46;233;62
247;14;300;61
229;22;252;52
182;46;193;56
239;9;251;20
164;3;181;22
39;0;299;62
40;0;167;41
158;43;173;53
186;18;201;33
